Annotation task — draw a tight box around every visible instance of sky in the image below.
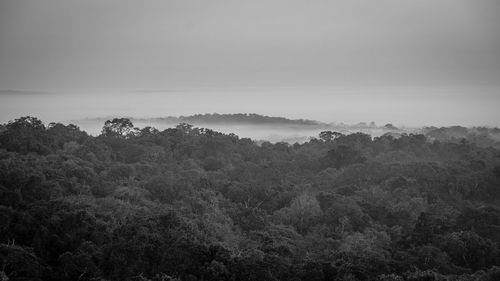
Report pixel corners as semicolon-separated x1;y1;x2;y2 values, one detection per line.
1;0;500;126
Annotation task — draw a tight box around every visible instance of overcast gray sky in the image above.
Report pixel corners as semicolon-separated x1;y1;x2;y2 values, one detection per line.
1;0;500;125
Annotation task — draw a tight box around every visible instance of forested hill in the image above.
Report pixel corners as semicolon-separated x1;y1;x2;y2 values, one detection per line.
86;113;325;126
1;116;500;281
160;113;323;126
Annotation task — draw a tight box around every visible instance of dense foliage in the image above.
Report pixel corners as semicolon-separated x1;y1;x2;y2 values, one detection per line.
1;116;500;281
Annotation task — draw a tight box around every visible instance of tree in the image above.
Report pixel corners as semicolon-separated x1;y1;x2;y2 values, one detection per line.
322;145;366;169
0;116;53;154
101;118;136;138
441;231;498;270
274;193;322;234
47;123;88;148
0;243;43;281
143;173;179;203
319;131;343;143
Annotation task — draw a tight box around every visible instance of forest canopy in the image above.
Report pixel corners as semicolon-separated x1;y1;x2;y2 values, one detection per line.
1;116;500;281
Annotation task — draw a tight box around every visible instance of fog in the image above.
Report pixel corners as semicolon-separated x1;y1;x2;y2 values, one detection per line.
1;87;499;132
75;118;412;144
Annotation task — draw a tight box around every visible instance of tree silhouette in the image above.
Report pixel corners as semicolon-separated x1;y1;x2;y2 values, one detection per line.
101;118;136;137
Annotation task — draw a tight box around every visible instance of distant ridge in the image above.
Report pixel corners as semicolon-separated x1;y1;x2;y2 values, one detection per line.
83;113;326;126
152;113;323;126
81;113;405;131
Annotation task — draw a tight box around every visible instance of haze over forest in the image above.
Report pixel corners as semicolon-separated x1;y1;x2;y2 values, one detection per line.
3;1;500;280
0;87;499;130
